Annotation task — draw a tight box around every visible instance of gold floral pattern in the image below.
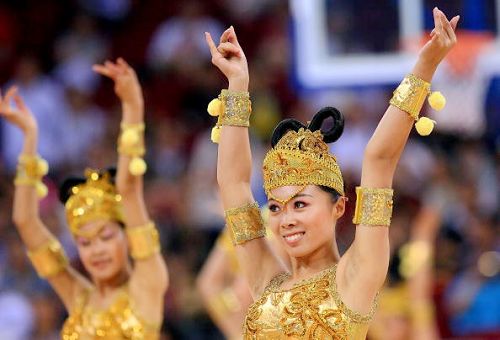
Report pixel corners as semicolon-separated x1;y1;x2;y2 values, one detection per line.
243;265;375;339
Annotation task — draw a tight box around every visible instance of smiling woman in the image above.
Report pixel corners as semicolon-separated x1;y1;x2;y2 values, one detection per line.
0;58;168;339
206;6;459;339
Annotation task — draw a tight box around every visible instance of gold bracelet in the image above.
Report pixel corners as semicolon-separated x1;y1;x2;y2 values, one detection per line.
118;122;147;176
126;221;161;260
27;239;68;278
353;187;394;226
225;202;266;245
207;287;242;322
218;89;252;127
15;154;49;198
118;122;145;157
390;74;430;120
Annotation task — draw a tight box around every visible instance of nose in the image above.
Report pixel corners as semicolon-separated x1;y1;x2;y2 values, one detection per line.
89;239;106;256
280;210;297;229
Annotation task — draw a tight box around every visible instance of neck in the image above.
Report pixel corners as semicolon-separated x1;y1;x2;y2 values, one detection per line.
93;263;132;296
290;241;339;279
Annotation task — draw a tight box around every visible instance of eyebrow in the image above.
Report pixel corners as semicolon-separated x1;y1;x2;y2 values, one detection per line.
268;193;313;203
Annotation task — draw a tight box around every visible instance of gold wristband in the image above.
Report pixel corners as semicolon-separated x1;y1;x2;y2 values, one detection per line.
208;287;242;322
27;239;68;278
16;154;49;179
390;74;431;120
225;202;265;245
218;89;252;127
353;187;394;226
118;122;145;157
126;221;161;260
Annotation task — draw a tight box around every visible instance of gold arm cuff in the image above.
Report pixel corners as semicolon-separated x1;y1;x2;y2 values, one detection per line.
207;287;242;322
353;187;394;226
126;221;161;260
390;74;431;120
218;89;252;127
27;239;68;278
225;202;265;245
118;122;146;157
16;154;49;179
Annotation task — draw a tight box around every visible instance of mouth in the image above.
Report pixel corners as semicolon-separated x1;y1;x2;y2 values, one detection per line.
283;231;305;246
91;259;111;269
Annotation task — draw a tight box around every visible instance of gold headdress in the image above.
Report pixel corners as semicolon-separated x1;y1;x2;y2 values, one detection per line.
262;127;344;197
65;169;124;236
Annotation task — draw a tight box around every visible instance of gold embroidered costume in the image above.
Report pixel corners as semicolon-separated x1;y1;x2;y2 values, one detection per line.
243;265;375;339
61;285;160;340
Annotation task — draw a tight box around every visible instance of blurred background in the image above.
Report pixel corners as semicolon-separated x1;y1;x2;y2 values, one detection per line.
0;0;498;339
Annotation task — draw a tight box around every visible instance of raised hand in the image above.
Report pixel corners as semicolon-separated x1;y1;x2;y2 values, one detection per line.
205;26;249;91
0;86;37;134
93;58;143;110
420;7;459;67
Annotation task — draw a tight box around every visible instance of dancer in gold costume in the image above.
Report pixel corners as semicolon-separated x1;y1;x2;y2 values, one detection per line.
204;7;458;339
0;58;168;339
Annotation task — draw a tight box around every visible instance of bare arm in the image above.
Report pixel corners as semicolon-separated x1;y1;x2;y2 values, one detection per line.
93;59;168;318
197;242;252;339
1;87;90;311
339;8;459;311
205;27;284;297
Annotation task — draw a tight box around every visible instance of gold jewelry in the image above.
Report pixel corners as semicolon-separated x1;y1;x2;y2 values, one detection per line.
126;221;161;260
390;74;430;120
14;154;49;198
225;202;266;245
65;169;124;236
262;128;344;197
207;287;242;322
219;89;251;127
118;122;147;175
352;187;394;226
399;240;432;279
267;185;306;205
390;74;447;136
27;239;68;278
206;90;252;143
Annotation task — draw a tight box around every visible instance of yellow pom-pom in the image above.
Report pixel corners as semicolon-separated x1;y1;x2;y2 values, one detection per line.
37;158;49;176
428;91;446;111
36;182;48;198
129;157;147;176
121;129;140;148
211;126;221;143
207;99;223;117
415;117;435;136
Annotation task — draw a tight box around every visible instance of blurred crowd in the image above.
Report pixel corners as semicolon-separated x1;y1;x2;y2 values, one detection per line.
0;0;498;339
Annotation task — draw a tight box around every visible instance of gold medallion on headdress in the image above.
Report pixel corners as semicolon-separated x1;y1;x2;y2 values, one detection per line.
65;169;124;237
262;128;344;197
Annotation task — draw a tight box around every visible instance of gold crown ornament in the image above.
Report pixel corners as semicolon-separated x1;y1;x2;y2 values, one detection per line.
65;169;124;236
262;128;344;199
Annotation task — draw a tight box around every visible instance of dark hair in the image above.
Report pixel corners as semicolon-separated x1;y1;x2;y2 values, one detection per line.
59;168;117;204
271;106;344;147
271;107;345;201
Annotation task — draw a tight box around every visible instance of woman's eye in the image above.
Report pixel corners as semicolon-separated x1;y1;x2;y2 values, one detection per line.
78;239;91;247
269;204;280;212
294;201;306;209
101;232;115;241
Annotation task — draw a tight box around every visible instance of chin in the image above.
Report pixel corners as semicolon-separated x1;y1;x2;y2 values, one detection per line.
285;244;314;259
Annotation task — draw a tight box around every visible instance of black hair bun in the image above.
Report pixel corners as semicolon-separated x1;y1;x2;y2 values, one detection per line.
59;177;85;204
59;168;117;204
270;119;307;147
307;107;344;143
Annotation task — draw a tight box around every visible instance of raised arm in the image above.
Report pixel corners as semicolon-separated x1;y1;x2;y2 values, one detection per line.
0;86;90;311
205;27;284;297
93;59;168;310
340;8;459;309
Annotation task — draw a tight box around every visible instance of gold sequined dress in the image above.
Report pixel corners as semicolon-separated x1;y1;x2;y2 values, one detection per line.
243;265;375;339
61;285;160;339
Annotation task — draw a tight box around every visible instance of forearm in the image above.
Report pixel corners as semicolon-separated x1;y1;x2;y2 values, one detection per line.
13;130;54;249
363;59;438;172
217;80;253;207
117;100;144;195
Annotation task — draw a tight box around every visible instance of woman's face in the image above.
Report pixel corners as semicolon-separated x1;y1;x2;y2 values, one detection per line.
267;185;345;259
75;220;129;283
